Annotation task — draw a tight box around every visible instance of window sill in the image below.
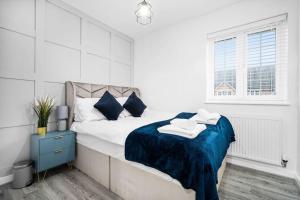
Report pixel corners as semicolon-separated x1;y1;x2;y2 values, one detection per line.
205;100;291;106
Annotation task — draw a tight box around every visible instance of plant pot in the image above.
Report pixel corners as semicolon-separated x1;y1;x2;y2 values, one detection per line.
37;127;47;136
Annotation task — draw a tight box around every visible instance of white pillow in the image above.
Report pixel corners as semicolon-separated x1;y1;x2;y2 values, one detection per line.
74;97;106;122
116;97;132;118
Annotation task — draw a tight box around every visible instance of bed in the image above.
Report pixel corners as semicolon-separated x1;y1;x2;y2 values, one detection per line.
66;81;232;200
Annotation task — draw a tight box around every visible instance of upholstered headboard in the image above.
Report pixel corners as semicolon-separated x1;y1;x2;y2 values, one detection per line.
65;81;140;128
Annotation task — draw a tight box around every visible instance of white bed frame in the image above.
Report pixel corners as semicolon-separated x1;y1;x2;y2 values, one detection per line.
66;81;227;200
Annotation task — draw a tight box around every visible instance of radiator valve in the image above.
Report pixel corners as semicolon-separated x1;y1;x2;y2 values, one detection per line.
281;159;288;168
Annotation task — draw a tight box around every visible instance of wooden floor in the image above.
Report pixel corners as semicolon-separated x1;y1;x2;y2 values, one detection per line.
0;164;299;200
219;164;300;200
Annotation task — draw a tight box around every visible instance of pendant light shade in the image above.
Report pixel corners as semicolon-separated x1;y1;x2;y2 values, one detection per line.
135;0;153;25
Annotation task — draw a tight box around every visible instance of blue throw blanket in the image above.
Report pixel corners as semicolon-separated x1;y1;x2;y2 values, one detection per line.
125;112;235;200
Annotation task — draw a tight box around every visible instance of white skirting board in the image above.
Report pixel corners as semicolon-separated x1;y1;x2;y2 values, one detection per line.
226;155;295;178
74;143;226;200
295;174;300;190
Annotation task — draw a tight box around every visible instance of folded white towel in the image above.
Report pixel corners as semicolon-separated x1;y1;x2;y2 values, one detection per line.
157;124;206;138
190;114;220;125
197;109;220;121
170;118;197;130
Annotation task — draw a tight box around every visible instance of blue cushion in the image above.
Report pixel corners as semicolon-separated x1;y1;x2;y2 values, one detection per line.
123;92;146;117
94;91;123;120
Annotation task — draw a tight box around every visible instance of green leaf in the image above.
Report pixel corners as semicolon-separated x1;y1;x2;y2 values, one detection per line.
33;96;55;127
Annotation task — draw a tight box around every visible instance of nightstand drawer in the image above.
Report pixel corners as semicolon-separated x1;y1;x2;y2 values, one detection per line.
39;134;75;155
39;147;75;172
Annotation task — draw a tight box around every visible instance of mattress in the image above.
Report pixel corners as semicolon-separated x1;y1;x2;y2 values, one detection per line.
76;134;124;158
72;110;184;183
72;110;227;188
71;110;176;156
71;109;176;146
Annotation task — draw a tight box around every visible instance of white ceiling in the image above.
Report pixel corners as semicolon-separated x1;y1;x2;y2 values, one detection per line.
61;0;242;38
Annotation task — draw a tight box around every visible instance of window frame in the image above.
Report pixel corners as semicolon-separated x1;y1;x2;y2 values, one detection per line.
206;17;288;105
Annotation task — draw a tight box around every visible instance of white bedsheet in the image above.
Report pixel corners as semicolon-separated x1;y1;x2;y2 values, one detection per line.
71;109;176;146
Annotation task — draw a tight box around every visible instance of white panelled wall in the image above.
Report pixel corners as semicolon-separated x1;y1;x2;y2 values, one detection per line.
0;0;133;179
134;0;299;178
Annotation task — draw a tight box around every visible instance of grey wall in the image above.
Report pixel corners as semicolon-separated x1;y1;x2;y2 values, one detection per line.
0;0;133;178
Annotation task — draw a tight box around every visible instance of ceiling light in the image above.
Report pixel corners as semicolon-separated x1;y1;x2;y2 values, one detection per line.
135;0;153;25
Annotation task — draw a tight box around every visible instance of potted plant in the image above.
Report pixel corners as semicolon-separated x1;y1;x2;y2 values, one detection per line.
33;96;55;136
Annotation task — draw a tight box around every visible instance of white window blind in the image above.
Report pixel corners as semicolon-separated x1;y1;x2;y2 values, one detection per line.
214;38;236;96
247;29;276;96
207;14;288;103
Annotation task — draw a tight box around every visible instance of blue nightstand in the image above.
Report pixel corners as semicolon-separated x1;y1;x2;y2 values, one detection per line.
31;130;75;179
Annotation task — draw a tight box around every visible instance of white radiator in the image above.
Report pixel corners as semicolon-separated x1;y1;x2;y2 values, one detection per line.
227;115;283;166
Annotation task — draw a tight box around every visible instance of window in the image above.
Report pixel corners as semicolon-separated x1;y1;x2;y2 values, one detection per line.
214;38;236;96
207;14;288;104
